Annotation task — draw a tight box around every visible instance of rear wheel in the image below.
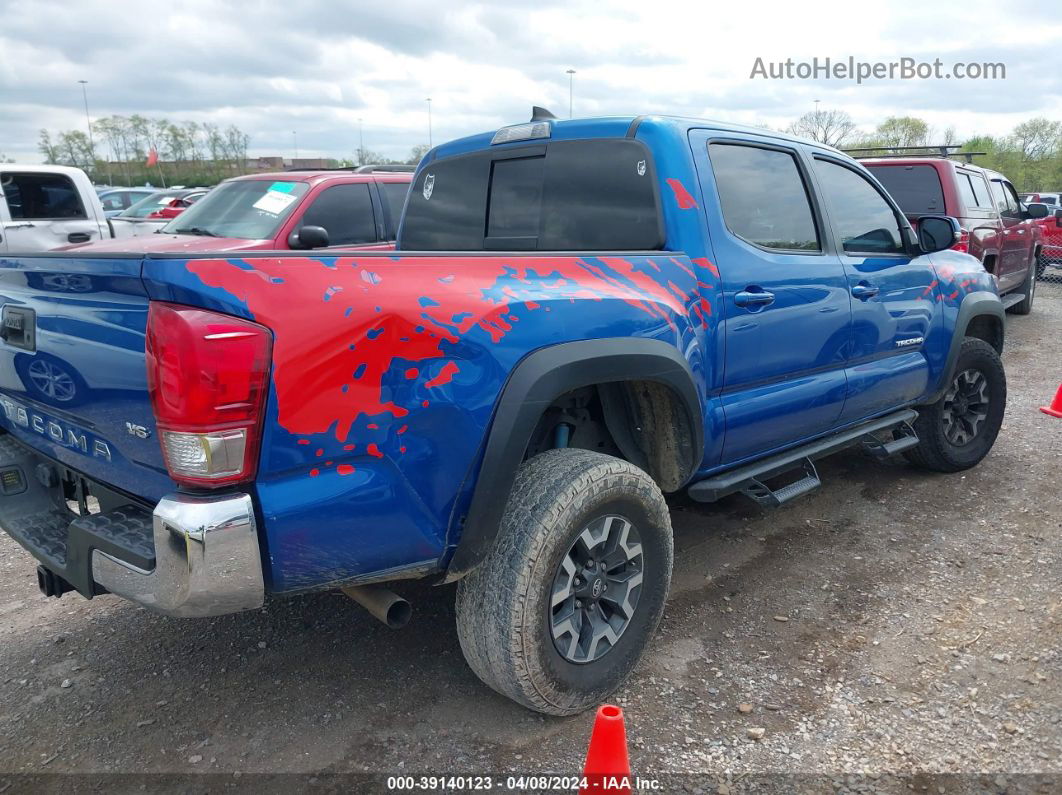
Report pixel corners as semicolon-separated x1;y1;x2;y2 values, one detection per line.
906;338;1006;473
455;448;672;715
1010;257;1037;315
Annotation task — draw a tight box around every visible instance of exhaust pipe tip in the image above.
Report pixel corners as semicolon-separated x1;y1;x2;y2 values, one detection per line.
342;584;412;629
385;598;412;629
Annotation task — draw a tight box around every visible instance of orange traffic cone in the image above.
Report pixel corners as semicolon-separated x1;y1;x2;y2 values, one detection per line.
1041;384;1062;418
580;705;632;795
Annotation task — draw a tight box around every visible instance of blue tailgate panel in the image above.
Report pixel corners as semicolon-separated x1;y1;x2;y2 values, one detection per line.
0;255;173;502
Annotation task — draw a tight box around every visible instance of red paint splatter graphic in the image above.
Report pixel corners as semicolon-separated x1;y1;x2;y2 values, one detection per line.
424;361;460;388
309;468;320;477
690;257;720;278
336;464;355;475
366;443;384;459
666;178;698;209
185;254;706;443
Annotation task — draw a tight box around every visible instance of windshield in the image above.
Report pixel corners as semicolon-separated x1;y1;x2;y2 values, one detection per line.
162;179;308;239
119;191;183;218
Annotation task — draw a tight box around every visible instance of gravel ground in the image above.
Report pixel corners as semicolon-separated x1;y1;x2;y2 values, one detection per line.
0;286;1060;794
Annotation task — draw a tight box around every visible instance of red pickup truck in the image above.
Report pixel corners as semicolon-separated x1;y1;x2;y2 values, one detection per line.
864;158;1048;313
1019;192;1062;279
64;169;412;255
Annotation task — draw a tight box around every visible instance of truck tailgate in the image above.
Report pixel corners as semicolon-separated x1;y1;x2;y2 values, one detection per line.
0;254;172;502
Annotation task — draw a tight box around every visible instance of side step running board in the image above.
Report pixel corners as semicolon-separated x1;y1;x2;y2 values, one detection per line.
1001;292;1025;310
740;457;821;508
862;419;919;459
687;409;919;505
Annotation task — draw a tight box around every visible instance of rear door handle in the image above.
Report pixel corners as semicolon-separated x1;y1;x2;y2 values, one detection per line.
67;232;91;244
734;289;775;307
851;283;879;300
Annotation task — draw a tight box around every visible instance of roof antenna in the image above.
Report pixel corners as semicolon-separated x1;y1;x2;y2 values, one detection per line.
531;106;558;122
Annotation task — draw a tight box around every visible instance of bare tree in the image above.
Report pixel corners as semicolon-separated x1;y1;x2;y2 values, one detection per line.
38;130;61;164
406;144;430;164
786;108;857;147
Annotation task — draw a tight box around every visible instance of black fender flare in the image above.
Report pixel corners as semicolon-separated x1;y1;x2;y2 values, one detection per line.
925;291;1005;403
444;337;702;580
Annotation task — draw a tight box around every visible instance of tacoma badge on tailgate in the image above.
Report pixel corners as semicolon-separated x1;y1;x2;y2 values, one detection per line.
0;395;112;460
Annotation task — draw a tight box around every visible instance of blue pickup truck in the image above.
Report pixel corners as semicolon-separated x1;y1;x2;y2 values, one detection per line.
0;112;1006;715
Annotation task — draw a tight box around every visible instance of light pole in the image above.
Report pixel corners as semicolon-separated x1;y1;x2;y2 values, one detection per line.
77;80;95;172
566;69;576;118
293;131;298;162
358;117;364;165
426;98;433;148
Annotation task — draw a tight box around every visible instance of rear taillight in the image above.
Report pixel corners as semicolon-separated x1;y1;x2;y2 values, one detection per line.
951;228;971;254
145;302;272;488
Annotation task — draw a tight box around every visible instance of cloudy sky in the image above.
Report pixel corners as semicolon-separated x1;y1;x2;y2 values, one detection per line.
2;0;1060;164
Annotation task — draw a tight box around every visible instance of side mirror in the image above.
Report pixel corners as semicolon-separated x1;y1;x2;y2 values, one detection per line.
1025;202;1049;219
1055;208;1062;228
916;215;961;254
289;225;330;249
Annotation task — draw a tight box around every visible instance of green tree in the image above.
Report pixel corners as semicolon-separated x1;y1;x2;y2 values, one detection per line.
875;116;930;149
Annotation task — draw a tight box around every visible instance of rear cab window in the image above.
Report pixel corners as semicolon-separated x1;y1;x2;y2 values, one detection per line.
399;139;663;251
1;172;86;220
863;164;945;216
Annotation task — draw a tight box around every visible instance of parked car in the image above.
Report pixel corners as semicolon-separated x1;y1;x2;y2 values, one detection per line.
0;165;111;251
0;114;1008;716
109;189;208;238
96;187;157;218
863;157;1047;314
1019;191;1061;207
63;169;412;254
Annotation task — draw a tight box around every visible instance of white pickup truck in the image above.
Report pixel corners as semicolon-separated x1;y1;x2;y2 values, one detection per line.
0;165;111;252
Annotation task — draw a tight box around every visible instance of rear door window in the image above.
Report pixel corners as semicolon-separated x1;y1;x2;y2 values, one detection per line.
863;164;945;215
708;143;819;252
400;139;663;251
379;182;410;239
814;159;905;255
972;174;993;208
298;183;376;246
956;174;979;210
1;172;86;220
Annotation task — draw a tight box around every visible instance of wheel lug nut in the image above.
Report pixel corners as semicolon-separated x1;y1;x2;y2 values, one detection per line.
575;599;582;608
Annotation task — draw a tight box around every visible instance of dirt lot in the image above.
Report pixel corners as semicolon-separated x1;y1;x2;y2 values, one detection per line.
1;287;1059;794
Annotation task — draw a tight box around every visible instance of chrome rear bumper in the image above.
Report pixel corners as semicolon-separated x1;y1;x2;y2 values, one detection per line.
91;492;264;617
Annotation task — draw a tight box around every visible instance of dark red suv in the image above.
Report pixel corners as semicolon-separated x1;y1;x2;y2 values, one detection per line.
863;158;1047;313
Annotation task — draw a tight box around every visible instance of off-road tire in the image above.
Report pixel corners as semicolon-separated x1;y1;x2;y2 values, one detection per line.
455;448;673;715
905;338;1006;473
1010;257;1037;315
